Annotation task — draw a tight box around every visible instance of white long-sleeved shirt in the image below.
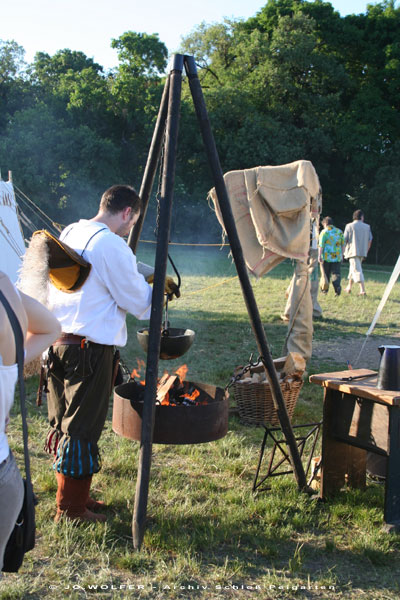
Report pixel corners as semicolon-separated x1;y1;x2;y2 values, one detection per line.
47;220;152;346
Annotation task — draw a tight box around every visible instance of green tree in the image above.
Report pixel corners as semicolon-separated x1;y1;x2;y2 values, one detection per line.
1;4;399;260
111;31;167;77
0;40;28;130
0;39;26;81
178;1;400;259
179;9;347;195
29;49;110;131
109;32;168;175
0;104;122;223
31;49;103;83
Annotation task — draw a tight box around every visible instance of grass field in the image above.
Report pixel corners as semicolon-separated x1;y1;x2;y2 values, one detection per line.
1;245;400;599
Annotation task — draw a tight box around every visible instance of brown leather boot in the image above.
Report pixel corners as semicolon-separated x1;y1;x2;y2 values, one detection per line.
86;496;106;511
55;472;106;523
85;475;107;511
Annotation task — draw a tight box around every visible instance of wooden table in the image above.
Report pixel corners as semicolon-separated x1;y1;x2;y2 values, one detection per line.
309;368;400;531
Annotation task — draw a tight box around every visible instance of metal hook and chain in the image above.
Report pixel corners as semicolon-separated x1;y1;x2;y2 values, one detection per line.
153;124;182;328
154;138;165;239
225;353;265;392
118;356;134;382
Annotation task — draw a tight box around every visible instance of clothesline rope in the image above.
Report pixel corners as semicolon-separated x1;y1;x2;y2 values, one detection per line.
14;185;61;235
139;239;230;247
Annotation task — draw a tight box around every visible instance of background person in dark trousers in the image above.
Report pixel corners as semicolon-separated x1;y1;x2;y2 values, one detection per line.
318;216;345;296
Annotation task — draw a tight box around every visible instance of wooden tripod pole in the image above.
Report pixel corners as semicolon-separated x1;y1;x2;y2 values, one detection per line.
184;55;309;491
132;56;183;550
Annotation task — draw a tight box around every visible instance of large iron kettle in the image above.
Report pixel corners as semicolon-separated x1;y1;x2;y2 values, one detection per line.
137;326;195;360
137;260;195;359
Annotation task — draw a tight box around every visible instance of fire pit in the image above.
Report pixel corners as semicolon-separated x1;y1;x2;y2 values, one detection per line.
112;377;228;444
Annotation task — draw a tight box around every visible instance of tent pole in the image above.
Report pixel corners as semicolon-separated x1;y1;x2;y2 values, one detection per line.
184;55;309;492
355;254;400;366
132;55;183;550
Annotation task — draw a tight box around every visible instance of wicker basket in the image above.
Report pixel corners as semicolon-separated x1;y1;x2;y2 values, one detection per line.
233;376;303;426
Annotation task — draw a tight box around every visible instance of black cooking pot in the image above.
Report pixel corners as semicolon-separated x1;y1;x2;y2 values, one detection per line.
137;327;195;360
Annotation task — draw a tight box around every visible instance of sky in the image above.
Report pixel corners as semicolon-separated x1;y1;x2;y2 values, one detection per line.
2;0;377;71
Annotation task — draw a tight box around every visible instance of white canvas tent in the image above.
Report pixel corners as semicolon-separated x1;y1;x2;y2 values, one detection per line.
0;173;61;284
0;178;26;283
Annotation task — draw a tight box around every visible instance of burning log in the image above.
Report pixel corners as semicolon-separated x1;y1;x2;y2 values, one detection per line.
156;374;178;403
130;363;212;406
161;380;208;406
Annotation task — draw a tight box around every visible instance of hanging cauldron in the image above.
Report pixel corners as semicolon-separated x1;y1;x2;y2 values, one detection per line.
137;287;195;359
137;326;195;360
112;380;228;444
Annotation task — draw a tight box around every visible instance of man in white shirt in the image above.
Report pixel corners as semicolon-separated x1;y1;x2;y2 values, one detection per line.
44;185;176;523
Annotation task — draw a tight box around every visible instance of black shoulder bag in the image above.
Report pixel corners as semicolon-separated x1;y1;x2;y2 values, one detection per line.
0;290;36;573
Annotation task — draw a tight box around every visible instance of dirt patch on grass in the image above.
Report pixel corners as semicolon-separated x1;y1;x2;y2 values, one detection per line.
312;332;400;370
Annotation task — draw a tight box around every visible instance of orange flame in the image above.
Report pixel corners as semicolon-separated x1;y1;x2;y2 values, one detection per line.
161;394;170;406
175;364;188;383
183;388;200;402
131;359;146;385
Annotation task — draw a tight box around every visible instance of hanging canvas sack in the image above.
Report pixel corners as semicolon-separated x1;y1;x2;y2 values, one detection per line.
0;291;36;573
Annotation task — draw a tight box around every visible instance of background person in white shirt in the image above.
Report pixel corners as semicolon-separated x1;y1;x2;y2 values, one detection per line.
0;272;60;571
44;185;178;523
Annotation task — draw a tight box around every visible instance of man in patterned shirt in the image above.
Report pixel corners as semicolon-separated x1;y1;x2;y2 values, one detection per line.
318;216;345;296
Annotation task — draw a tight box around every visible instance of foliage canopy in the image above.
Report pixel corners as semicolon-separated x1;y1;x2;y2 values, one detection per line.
0;1;399;262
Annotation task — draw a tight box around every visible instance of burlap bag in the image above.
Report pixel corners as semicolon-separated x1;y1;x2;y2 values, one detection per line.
209;160;321;361
209;160;321;277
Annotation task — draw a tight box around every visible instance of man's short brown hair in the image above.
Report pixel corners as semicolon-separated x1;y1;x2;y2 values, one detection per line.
100;185;142;215
353;209;364;220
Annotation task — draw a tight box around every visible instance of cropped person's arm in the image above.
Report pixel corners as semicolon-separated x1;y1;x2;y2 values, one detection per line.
20;292;61;363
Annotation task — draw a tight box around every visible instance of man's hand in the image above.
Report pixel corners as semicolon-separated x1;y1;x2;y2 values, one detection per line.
146;274;180;299
165;276;180;299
